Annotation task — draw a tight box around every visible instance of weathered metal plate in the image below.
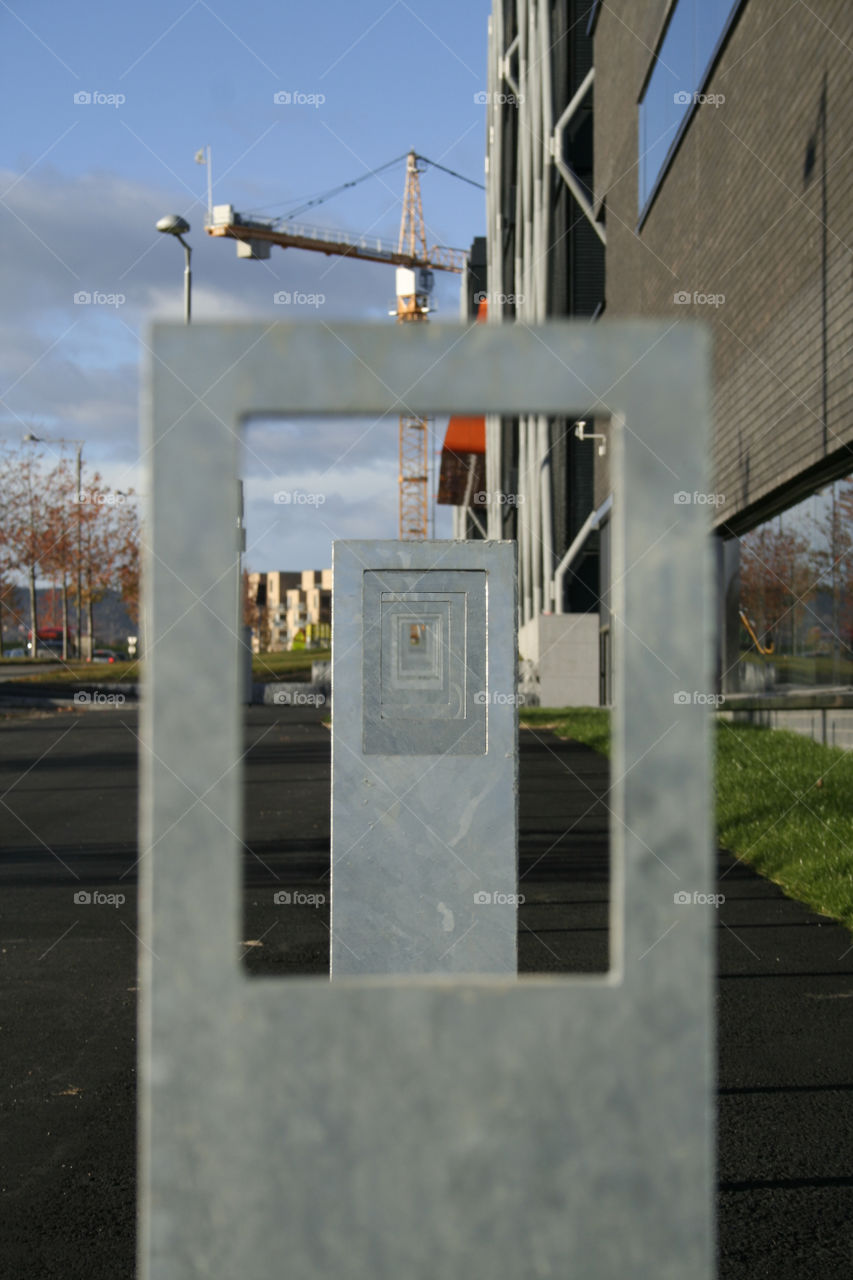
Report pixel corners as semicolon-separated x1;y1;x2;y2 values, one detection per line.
360;564;488;756
335;544;516;975
140;320;714;1279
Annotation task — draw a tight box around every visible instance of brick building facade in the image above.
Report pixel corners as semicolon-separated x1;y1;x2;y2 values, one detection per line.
472;0;853;703
588;0;853;697
590;0;853;532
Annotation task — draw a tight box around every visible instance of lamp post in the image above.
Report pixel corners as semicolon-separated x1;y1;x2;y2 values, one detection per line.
22;432;84;661
156;214;192;324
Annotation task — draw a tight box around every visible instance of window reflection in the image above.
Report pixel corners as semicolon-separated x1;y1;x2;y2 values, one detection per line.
734;477;853;692
639;0;742;211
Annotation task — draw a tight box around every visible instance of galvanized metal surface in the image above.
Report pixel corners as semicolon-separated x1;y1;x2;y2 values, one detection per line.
140;319;714;1279
332;543;517;975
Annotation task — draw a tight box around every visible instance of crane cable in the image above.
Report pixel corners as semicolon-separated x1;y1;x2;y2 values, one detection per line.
414;154;486;191
243;154;409;222
245;152;485;224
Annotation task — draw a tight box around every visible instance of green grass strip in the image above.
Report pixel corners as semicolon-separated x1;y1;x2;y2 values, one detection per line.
520;706;853;932
251;649;330;682
3;660;141;684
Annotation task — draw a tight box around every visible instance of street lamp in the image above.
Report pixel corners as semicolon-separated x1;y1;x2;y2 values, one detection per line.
22;432;84;661
156;214;192;324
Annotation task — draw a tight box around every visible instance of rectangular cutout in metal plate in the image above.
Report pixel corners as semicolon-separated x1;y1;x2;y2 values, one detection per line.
141;320;714;1280
363;569;485;754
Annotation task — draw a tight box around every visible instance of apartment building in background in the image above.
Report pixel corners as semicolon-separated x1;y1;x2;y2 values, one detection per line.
246;569;331;652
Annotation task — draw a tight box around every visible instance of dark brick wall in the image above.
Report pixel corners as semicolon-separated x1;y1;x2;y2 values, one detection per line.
592;0;853;531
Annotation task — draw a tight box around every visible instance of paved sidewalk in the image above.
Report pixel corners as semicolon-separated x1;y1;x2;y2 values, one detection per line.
0;708;851;1277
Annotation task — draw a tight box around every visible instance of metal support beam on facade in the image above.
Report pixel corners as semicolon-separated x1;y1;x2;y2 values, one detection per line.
551;67;607;246
553;493;612;612
485;1;605;633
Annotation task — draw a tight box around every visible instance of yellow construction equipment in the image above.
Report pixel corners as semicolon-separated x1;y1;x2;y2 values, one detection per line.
739;610;775;655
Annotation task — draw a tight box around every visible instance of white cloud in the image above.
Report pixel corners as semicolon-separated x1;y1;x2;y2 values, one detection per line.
0;165;459;565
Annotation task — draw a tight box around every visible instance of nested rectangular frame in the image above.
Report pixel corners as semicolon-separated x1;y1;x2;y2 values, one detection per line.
140;320;714;1278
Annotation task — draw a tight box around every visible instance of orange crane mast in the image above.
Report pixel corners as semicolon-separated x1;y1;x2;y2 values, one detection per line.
206;151;466;539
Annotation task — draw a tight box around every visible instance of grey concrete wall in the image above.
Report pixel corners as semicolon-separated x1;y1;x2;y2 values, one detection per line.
518;612;600;706
539;613;600;706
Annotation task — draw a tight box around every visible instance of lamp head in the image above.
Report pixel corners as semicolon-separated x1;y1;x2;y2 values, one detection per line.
156;214;191;236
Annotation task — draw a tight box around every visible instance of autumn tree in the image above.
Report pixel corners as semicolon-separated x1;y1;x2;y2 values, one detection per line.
1;449;53;658
77;475;119;660
113;498;141;627
243;571;271;651
39;456;78;660
808;478;853;679
0;446;21;656
740;521;813;653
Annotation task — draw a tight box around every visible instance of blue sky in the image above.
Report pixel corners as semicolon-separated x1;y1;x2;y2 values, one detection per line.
1;0;493;569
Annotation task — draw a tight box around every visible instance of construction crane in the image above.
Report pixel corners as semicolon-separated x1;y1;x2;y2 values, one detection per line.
206;151;468;539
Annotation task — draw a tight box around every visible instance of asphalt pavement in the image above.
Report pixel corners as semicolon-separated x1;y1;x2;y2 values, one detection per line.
0;706;851;1277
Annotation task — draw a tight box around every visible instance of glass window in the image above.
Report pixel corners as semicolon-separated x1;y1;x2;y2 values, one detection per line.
731;477;853;694
638;0;741;213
